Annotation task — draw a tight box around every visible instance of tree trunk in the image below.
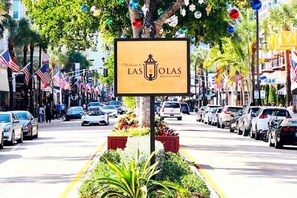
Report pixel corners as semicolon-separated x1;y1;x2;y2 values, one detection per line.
285;50;291;106
29;44;34;115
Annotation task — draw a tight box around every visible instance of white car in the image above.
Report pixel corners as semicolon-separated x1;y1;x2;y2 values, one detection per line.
81;110;109;126
210;107;223;126
218;105;243;128
160;101;182;120
203;105;221;124
251;107;290;140
0;112;23;145
101;105;118;118
0;125;4;149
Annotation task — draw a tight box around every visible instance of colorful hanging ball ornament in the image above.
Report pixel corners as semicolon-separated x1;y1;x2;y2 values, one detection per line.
157;8;163;15
229;9;239;19
129;0;139;9
198;0;204;4
106;18;113;25
194;11;202;19
118;0;125;3
227;25;235;34
180;27;188;35
190;36;196;42
132;18;142;28
159;27;164;34
175;30;186;38
120;34;126;38
81;5;88;12
250;0;262;10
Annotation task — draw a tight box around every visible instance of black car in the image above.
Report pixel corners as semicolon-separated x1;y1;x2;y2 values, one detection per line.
181;103;190;114
268;118;297;149
229;109;244;133
65;106;84;121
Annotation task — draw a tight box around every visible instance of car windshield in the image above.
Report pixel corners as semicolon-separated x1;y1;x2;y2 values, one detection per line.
250;108;260;113
15;112;28;120
87;111;104;116
227;107;243;112
274;110;290;117
164;103;180;108
109;101;121;106
103;105;116;109
69;107;83;112
0;114;11;123
287;120;297;124
89;102;101;106
262;109;289;116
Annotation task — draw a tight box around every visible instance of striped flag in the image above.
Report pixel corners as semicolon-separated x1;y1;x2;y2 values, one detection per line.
63;77;71;90
36;64;51;85
75;79;81;91
217;75;226;89
290;51;297;82
0;49;20;72
230;70;244;82
21;62;31;86
53;72;65;88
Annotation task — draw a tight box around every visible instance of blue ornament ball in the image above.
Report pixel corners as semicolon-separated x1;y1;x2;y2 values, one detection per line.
129;0;139;9
227;26;235;34
81;5;88;12
250;0;262;10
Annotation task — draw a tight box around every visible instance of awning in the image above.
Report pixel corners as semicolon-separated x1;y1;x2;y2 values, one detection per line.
276;87;286;95
0;68;9;92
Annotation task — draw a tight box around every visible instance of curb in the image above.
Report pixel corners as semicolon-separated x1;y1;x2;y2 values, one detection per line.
179;146;227;198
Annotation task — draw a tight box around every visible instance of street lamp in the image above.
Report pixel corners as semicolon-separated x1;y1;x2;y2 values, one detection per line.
251;0;262;105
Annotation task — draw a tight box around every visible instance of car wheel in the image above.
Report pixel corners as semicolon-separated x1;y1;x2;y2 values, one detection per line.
177;117;182;120
242;128;248;137
275;139;283;149
221;123;225;129
237;124;242;135
35;131;38;139
255;126;260;140
229;126;234;132
217;122;221;128
268;133;274;147
81;123;84;126
0;133;4;149
9;131;15;146
17;131;24;143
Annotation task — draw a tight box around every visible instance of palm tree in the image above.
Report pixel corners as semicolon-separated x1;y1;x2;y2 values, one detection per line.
262;2;297;106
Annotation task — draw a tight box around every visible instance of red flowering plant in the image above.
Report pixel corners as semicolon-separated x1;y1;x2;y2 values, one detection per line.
114;111;139;131
154;117;178;136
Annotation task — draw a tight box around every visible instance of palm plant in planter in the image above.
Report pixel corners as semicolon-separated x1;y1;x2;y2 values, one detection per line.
107;112;180;153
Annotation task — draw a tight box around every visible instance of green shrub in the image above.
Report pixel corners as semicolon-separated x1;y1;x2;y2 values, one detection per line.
157;152;191;184
99;150;121;164
181;174;210;198
111;126;150;136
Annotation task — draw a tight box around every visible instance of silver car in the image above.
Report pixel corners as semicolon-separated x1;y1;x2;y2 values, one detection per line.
102;105;118;118
12;111;38;139
0;112;23;145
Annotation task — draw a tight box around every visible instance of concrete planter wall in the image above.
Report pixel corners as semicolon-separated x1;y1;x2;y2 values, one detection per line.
107;136;179;153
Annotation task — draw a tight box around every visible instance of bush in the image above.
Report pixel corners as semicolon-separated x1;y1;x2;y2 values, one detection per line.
181;174;210;198
110;126;150;136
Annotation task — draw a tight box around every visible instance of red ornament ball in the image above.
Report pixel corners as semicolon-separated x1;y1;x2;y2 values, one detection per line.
229;9;239;19
132;18;142;28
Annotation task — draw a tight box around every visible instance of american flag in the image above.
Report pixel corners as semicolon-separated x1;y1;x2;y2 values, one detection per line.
22;62;31;86
63;77;71;90
0;49;20;72
290;51;297;82
53;72;65;88
36;64;51;85
230;70;244;82
75;79;81;91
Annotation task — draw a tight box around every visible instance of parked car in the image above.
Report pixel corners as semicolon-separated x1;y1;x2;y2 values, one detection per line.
237;106;260;136
13;111;38;139
0;112;23;145
65;106;84;121
102;105;118;118
268;118;297;149
229;109;244;133
87;102;103;111
210;107;223;126
196;106;206;122
160;101;182;120
0;125;4;149
81;110;109;126
251;107;290;140
108;100;125;114
218;105;243;129
203;105;221;124
181;103;190;114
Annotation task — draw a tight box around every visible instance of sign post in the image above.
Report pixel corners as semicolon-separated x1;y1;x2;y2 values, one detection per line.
114;38;190;164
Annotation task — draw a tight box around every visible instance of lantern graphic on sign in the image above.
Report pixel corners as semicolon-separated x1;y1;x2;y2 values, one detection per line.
144;54;158;81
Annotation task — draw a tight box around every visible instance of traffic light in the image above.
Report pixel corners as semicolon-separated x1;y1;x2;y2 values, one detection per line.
103;68;108;77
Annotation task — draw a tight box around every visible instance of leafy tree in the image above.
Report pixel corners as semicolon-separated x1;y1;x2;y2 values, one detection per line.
268;85;276;104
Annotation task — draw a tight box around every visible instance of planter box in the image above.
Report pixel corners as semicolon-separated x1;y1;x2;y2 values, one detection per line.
107;136;179;153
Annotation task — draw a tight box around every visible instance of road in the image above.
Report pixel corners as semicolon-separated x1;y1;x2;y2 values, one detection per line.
1;114;297;198
0;118;116;198
166;114;297;198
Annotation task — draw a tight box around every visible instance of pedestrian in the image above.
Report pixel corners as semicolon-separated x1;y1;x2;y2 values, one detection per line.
45;103;52;123
56;102;62;119
287;102;294;116
279;103;283;107
39;105;45;123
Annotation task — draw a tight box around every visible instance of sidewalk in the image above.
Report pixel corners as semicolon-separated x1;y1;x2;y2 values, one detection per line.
38;118;63;128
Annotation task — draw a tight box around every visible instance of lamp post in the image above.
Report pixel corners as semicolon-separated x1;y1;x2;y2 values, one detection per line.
251;0;262;105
